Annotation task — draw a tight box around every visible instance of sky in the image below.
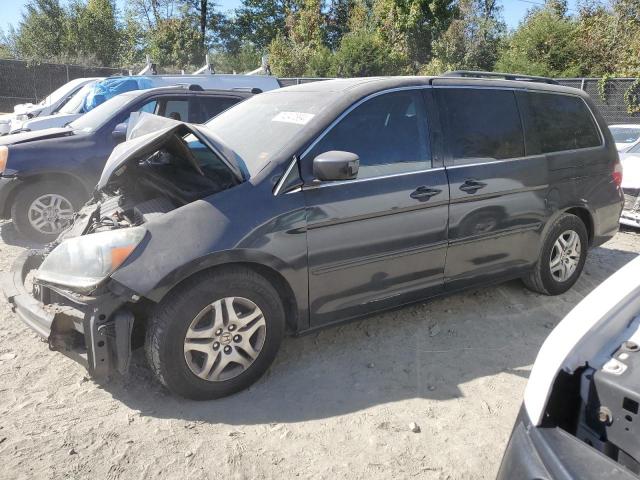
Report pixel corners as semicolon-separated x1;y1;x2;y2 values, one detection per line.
0;0;581;36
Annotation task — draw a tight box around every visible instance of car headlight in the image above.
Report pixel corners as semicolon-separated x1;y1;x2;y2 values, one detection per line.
35;227;146;292
0;146;7;174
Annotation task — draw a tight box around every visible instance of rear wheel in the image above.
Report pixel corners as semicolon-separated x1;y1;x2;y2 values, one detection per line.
145;267;285;400
11;181;84;243
523;213;588;295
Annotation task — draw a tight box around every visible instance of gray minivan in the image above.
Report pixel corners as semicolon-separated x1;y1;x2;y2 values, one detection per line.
3;72;624;399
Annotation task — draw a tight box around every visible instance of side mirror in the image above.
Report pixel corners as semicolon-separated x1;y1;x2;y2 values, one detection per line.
112;122;127;141
313;151;359;181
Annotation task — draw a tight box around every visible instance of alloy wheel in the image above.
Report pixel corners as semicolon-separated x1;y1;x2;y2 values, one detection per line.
183;297;267;382
549;229;581;282
27;194;74;235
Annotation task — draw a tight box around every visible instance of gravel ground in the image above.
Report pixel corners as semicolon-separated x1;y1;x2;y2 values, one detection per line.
0;220;639;480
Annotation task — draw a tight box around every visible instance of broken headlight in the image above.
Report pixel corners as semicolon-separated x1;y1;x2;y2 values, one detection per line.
36;227;146;292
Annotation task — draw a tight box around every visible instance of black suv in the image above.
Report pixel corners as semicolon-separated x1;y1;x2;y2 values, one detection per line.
0;86;252;242
2;73;623;400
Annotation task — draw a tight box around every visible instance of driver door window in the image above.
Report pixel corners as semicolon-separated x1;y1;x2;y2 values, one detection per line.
307;90;431;179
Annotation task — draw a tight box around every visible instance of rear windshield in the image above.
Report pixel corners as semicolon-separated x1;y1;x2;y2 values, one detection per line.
526;92;601;153
203;91;331;176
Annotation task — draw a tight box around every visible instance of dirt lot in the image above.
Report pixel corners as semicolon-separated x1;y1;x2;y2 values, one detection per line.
0;221;638;480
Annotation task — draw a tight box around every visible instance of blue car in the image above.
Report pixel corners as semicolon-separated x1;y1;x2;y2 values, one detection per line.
0;85;252;242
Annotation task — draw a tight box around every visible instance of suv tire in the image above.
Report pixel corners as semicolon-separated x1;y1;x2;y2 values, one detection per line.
145;267;285;400
523;213;588;295
11;180;84;244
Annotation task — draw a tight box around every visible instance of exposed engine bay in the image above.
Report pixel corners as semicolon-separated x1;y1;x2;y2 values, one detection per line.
59;121;240;241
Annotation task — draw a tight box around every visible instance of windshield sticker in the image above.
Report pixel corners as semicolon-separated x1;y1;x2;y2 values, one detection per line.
272;111;314;125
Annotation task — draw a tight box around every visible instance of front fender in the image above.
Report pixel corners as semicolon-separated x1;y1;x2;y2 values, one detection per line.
109;181;309;329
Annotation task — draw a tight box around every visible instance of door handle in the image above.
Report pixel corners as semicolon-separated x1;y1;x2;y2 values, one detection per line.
459;179;487;194
410;186;442;200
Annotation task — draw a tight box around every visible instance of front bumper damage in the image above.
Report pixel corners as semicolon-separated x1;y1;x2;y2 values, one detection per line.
1;250;137;378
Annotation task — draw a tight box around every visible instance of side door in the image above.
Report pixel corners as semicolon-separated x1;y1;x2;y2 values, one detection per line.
301;89;450;326
435;86;549;289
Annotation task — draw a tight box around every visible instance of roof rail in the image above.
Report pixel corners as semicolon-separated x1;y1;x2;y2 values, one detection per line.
441;70;559;85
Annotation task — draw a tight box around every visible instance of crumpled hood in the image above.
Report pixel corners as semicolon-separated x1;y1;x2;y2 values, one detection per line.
0;127;74;146
97;113;242;190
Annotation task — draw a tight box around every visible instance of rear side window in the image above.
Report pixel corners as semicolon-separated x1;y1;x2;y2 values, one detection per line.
526;92;601;153
162;98;189;122
438;88;524;164
307;90;430;179
198;97;242;123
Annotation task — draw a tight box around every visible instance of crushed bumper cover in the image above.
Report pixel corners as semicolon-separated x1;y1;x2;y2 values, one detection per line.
1;250;136;378
497;408;638;480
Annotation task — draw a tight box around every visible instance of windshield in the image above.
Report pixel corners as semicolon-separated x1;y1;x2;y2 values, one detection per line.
38;80;82;107
57;83;96;114
69;93;135;132
610;126;640;144
203;91;332;177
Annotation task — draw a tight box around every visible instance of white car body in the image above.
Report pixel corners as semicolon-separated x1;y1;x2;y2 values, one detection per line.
0;77;102;135
620;143;640;227
609;124;640;152
6;74;281;135
524;254;640;426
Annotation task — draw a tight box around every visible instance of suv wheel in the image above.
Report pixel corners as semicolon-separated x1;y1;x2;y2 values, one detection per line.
11;181;83;244
145;267;285;400
523;213;588;295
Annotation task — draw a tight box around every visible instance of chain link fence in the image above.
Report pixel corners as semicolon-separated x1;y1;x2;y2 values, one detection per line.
1;63;639;125
0;58;126;113
556;78;640;125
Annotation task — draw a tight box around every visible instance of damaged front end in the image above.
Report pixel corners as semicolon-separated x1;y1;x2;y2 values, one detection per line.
1;114;243;378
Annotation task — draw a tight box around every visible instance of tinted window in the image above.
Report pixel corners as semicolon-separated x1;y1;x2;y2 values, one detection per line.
162;99;189;121
439;89;524;163
527;92;601;153
308;90;430;179
198;97;242;123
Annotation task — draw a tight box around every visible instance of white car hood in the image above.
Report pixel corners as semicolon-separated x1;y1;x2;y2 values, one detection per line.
12;113;82;132
525;255;640;426
622;156;640;189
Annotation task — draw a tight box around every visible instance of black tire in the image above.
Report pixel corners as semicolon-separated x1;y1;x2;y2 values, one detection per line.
145;267;285;400
523;213;588;295
10;180;84;244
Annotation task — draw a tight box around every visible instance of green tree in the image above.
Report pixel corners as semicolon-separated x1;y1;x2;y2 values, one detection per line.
67;0;122;66
232;0;297;51
495;0;580;77
268;0;329;76
371;0;457;70
331;29;402;76
12;0;68;61
425;0;505;74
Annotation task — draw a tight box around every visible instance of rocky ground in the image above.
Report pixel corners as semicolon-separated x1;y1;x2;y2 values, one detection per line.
0;220;638;480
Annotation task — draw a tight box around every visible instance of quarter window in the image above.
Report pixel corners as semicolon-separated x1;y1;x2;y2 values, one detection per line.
438;88;525;164
307;90;431;179
527;92;601;153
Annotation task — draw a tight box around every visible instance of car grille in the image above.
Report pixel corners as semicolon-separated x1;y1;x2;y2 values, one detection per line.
624;188;640;212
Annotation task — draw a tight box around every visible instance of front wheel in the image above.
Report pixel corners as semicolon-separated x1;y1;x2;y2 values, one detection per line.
11;181;83;243
523;213;588;295
145;267;285;400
